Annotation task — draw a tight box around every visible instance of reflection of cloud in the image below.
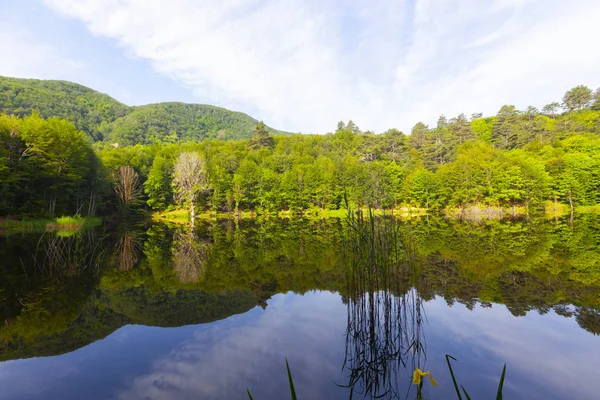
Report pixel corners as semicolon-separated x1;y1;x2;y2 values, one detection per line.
1;292;598;399
424;299;600;400
117;292;348;400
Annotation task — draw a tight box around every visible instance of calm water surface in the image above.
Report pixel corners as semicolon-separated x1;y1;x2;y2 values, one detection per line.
0;216;599;399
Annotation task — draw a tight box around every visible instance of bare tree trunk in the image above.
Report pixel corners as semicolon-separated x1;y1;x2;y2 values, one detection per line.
88;187;96;217
190;200;195;228
568;189;574;226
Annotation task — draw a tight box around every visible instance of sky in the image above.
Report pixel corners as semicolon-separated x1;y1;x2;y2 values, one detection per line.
1;0;599;134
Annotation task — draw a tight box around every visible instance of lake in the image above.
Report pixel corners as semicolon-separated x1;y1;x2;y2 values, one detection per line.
0;215;599;400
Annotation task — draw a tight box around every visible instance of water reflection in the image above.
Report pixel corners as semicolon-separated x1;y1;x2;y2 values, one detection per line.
113;227;143;271
172;227;211;284
0;215;599;399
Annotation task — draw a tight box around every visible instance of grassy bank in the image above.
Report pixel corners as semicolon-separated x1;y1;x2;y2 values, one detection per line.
0;216;102;233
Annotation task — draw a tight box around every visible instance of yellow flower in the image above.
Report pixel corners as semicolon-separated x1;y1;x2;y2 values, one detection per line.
412;368;438;387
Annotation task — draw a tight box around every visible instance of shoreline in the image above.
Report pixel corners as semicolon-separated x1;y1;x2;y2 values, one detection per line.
0;216;102;233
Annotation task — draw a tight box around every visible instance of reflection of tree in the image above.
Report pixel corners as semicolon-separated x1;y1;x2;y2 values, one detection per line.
172;228;212;284
249;278;277;309
0;228;106;349
33;228;104;277
576;308;600;335
113;228;143;271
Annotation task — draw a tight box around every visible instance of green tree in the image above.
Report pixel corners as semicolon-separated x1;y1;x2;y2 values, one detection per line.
381;129;406;162
437;142;499;206
19;115;93;215
405;168;442;209
592;88;600;111
542;102;561;117
448;113;475;146
563;85;593;111
250;122;274;149
407;122;429;151
491;105;521;149
232;158;260;211
144;156;172;210
346;120;361;134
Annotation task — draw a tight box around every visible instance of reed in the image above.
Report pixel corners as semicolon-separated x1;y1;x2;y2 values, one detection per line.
339;207;427;398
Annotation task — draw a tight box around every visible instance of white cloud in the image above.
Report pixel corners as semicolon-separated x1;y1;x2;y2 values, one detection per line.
0;24;83;80
39;0;600;133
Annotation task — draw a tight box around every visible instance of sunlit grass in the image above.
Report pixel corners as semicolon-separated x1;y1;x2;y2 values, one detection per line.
0;216;101;232
152;208;190;223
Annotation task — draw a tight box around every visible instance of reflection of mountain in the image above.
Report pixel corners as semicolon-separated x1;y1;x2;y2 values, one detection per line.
0;287;258;361
101;287;257;327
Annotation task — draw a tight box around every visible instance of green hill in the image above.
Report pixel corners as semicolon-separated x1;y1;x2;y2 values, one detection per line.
99;102;288;145
0;76;288;145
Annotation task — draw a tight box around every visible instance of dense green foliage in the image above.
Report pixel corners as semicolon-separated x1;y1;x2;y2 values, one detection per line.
100;102;287;145
1;215;599;360
0;113;103;216
0;76;287;144
2;83;600;218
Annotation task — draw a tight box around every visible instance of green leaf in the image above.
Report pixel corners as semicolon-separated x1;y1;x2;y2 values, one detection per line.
461;385;472;400
495;363;507;400
286;358;298;400
445;354;463;400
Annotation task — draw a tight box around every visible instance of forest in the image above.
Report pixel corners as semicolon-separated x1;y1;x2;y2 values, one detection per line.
1;82;600;218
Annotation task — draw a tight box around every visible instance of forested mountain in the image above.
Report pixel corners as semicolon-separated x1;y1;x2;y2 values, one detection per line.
0;76;287;144
0;76;128;141
99;102;287;145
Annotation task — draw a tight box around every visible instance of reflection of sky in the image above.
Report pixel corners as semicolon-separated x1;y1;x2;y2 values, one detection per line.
0;291;599;400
